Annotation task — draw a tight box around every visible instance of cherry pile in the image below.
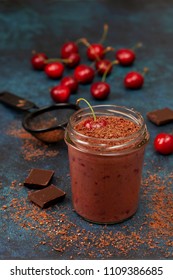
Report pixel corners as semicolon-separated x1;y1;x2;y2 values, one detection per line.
30;32;173;158
31;25;146;103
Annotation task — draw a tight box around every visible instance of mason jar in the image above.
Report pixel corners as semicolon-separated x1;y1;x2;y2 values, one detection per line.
65;105;149;224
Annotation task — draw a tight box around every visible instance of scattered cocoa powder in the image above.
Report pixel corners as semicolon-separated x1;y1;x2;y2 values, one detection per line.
142;171;173;258
21;139;59;161
10;180;17;189
1;167;173;259
5;121;59;161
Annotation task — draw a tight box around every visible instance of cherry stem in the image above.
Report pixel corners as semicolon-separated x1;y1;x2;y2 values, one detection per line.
76;24;108;46
75;37;85;45
78;38;102;62
102;60;119;82
131;42;143;51
76;98;96;121
99;23;109;44
103;46;115;54
45;58;70;64
77;37;91;48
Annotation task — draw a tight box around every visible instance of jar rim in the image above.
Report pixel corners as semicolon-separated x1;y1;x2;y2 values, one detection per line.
66;104;149;154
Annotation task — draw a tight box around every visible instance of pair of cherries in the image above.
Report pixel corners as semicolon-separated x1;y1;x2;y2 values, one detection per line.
31;42;80;75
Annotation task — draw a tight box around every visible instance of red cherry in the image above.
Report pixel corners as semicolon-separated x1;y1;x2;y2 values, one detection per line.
61;41;78;59
31;53;48;70
116;49;136;66
44;62;64;79
95;59;112;75
84;118;107;129
124;71;144;89
154;133;173;155
74;64;95;84
90;81;110;100
87;44;105;61
66;52;80;68
60;76;78;94
50;85;70;103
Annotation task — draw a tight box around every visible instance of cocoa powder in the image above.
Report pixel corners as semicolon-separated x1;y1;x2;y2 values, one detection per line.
1;168;172;259
75;116;140;139
6;121;59;161
71;116;147;153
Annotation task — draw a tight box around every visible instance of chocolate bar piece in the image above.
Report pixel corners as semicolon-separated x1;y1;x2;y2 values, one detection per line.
147;107;173;126
24;168;54;188
28;184;66;208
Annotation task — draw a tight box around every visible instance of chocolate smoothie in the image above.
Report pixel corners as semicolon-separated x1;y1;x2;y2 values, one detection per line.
65;105;149;224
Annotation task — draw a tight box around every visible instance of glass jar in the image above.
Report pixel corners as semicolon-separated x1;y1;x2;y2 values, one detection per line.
65;105;149;224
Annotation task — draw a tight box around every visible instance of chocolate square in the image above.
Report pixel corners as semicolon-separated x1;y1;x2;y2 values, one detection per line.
24;168;54;188
147;108;173;126
28;184;66;208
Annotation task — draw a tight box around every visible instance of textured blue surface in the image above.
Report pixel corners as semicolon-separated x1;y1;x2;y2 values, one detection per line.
0;0;173;259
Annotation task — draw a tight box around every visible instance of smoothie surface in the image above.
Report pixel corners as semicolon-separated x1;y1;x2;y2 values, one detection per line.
74;116;140;139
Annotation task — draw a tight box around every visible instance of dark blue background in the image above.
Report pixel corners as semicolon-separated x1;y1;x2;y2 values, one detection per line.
0;0;172;259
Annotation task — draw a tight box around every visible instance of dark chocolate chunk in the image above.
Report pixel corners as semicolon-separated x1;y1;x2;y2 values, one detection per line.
24;168;54;188
28;184;66;208
147;107;173;125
